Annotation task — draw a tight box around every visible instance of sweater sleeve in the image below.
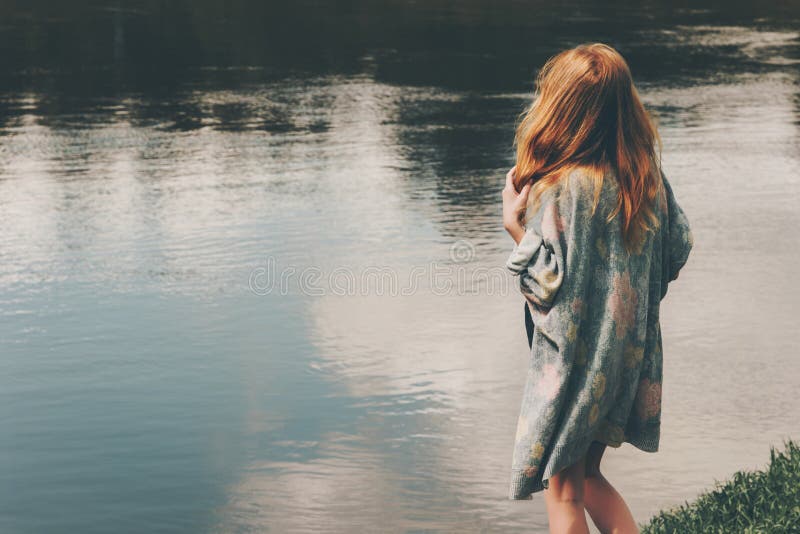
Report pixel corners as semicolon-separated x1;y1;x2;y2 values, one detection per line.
660;172;694;298
506;172;598;341
505;188;566;311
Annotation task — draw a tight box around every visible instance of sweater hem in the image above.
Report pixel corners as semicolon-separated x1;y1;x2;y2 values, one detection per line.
509;427;599;500
508;427;659;500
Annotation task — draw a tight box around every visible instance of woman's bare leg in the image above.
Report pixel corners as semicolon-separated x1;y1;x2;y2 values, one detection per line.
542;453;590;534
583;440;639;534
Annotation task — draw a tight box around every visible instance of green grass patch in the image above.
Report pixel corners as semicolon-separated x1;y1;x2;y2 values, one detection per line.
640;438;800;533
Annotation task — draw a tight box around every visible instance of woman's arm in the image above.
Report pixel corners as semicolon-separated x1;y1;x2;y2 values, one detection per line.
660;171;694;298
502;167;566;310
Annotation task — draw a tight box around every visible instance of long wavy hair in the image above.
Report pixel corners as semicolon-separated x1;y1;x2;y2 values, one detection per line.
514;43;662;252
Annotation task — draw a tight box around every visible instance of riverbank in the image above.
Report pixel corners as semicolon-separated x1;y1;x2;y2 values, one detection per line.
640;438;800;533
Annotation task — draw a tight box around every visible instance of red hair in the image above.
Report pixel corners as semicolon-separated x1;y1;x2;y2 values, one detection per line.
515;43;662;252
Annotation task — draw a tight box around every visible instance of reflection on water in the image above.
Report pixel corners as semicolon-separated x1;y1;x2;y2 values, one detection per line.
1;1;799;532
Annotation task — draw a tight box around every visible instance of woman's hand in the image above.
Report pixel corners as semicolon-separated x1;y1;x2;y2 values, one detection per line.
502;166;531;244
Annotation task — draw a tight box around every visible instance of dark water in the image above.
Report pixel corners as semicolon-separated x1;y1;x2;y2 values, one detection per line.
2;1;799;532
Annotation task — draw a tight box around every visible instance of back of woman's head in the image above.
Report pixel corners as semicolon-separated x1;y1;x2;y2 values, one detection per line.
515;42;662;252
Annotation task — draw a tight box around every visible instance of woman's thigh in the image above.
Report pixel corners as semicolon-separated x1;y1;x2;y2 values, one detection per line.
585;440;607;478
544;453;587;503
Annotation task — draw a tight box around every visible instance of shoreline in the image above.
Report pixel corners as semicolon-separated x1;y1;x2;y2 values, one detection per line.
640;438;800;533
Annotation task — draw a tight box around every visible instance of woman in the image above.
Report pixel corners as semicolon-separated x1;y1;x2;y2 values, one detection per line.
501;43;693;533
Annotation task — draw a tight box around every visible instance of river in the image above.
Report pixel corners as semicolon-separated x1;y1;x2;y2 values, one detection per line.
1;1;799;532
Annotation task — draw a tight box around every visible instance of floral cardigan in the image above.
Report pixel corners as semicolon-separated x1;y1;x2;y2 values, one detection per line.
506;166;693;499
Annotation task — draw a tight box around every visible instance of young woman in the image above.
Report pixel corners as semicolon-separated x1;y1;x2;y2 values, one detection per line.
501;43;693;533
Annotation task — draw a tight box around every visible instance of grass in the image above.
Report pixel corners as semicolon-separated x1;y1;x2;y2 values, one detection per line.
639;438;800;534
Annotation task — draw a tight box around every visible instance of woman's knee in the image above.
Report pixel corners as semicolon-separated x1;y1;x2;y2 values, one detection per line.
546;482;585;504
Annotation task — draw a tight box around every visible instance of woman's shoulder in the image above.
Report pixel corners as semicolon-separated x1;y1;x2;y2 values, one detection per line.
555;165;620;216
557;165;615;195
564;165;668;216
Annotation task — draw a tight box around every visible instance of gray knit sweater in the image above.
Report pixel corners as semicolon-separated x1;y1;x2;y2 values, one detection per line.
506;166;693;499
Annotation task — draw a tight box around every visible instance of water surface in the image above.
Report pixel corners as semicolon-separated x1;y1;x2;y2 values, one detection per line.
2;1;799;532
